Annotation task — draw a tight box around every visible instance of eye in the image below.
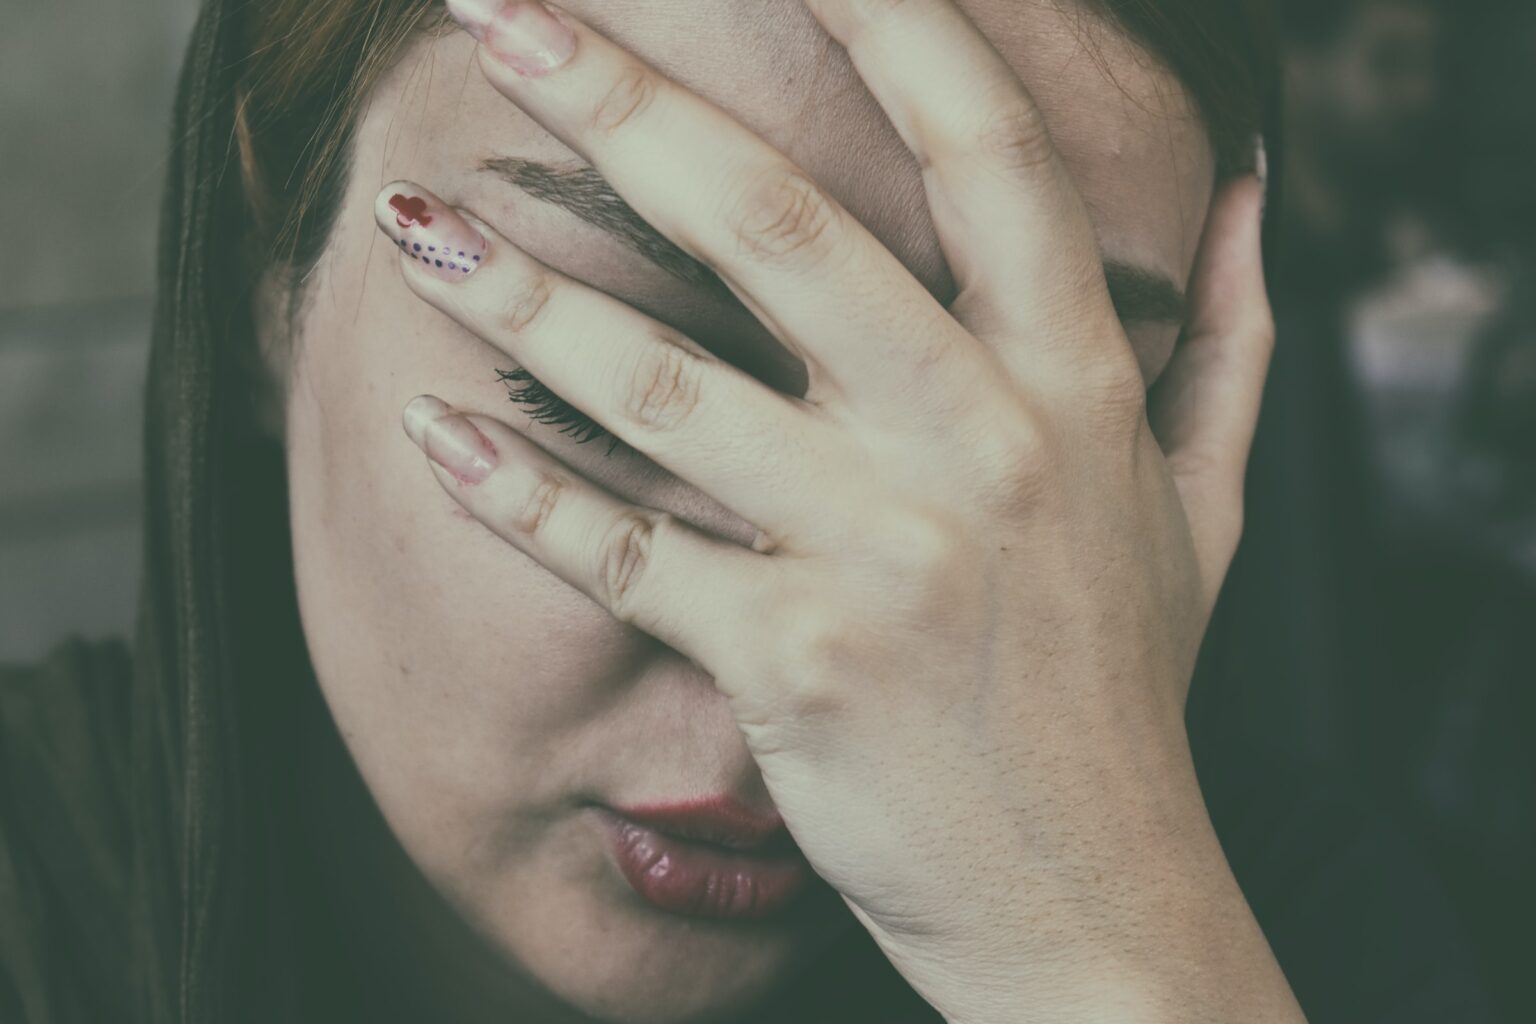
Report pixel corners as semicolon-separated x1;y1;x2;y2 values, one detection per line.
495;367;625;457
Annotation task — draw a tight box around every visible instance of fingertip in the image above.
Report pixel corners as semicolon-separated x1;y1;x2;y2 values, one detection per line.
404;394;450;447
374;180;489;281
1186;173;1267;334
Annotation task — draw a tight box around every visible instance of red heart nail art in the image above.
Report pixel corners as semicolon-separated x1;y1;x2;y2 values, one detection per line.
390;194;433;229
378;181;487;283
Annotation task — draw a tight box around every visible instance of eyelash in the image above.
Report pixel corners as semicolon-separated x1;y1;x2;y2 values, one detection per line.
495;367;624;457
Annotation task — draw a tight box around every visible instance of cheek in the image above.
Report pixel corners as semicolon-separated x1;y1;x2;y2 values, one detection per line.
280;254;630;854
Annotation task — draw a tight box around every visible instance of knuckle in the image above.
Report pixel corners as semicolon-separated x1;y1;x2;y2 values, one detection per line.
617;339;705;432
765;598;856;712
976;100;1056;179
866;506;965;584
1169;440;1234;490
1083;348;1150;430
512;469;567;536
972;401;1055;509
726;166;842;265
589;63;658;139
596;510;663;618
494;268;557;335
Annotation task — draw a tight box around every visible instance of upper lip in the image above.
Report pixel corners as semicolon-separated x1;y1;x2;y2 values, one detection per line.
607;795;793;853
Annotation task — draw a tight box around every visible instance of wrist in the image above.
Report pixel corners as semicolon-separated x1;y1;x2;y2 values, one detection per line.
869;764;1306;1024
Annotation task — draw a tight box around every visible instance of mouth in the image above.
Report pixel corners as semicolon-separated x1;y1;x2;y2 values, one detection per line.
592;796;815;920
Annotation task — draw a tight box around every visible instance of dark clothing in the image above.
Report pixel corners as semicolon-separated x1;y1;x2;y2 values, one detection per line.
1;638;134;1024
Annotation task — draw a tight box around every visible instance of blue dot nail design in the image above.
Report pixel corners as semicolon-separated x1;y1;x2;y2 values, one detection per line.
384;187;486;282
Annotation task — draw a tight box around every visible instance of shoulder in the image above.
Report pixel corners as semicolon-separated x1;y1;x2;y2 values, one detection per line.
0;634;136;1024
1208;757;1498;1024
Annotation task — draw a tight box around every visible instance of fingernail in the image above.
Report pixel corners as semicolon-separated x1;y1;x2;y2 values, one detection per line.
1254;134;1269;222
375;181;488;282
404;395;500;485
446;0;576;76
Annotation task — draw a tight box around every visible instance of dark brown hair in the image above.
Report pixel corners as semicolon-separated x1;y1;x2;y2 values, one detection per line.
234;1;445;282
1094;0;1277;174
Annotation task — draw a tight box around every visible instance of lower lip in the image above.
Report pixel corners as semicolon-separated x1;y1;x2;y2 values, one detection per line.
596;809;813;920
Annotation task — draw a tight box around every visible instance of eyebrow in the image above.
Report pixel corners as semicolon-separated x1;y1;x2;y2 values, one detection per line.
481;156;1187;326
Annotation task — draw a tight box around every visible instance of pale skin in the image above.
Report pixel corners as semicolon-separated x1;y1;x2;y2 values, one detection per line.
268;0;1298;1021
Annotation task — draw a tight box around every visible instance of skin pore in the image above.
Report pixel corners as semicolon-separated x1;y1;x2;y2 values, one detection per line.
267;1;1215;1021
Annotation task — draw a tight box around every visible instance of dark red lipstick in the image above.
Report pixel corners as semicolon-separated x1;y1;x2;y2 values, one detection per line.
598;796;813;919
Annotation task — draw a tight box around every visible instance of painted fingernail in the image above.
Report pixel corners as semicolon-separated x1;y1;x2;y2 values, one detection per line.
446;0;576;76
375;181;488;282
404;395;500;485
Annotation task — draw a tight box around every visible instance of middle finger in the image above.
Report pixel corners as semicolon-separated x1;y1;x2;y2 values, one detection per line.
443;0;991;424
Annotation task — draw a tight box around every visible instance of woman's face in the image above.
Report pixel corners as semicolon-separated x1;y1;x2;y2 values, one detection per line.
278;1;1214;1019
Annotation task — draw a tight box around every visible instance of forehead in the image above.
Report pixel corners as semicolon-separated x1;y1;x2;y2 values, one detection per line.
379;0;1212;315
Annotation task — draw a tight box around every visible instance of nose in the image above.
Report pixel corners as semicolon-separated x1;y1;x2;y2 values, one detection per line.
632;639;776;807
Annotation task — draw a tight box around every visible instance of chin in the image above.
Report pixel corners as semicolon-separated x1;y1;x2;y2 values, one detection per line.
488;884;841;1024
463;841;851;1024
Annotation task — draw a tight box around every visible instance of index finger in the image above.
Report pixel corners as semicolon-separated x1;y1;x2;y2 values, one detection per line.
444;0;989;425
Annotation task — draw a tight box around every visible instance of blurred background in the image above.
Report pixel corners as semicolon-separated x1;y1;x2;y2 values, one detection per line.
1;0;1531;1019
1;2;197;659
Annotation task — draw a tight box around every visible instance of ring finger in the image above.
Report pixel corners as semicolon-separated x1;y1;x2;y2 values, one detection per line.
402;394;773;670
